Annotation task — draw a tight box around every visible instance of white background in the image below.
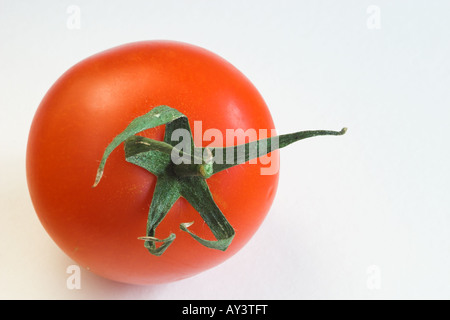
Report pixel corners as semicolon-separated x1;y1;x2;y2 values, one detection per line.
1;0;450;300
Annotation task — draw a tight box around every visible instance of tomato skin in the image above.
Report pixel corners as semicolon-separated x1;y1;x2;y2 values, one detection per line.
26;41;279;284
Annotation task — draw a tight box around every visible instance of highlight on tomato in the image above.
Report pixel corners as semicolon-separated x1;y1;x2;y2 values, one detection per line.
26;40;346;285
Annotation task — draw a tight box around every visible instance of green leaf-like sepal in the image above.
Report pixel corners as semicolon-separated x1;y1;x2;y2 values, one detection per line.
179;177;235;251
209;128;347;175
93;105;186;187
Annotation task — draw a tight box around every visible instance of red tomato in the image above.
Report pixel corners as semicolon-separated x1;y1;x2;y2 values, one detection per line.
26;41;279;284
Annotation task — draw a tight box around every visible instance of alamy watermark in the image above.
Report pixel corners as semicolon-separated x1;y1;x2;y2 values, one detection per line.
66;264;81;289
366;5;381;30
366;264;382;290
167;121;280;176
66;5;81;30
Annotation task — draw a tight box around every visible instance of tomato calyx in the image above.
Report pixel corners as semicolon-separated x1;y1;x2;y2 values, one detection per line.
93;105;347;256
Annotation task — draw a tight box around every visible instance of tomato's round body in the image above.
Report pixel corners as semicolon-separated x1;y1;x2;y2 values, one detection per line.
26;41;279;284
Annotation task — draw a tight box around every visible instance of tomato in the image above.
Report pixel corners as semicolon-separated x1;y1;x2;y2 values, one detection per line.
26;41;279;284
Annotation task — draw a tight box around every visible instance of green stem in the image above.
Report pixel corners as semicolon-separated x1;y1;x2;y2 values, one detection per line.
172;162;214;179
